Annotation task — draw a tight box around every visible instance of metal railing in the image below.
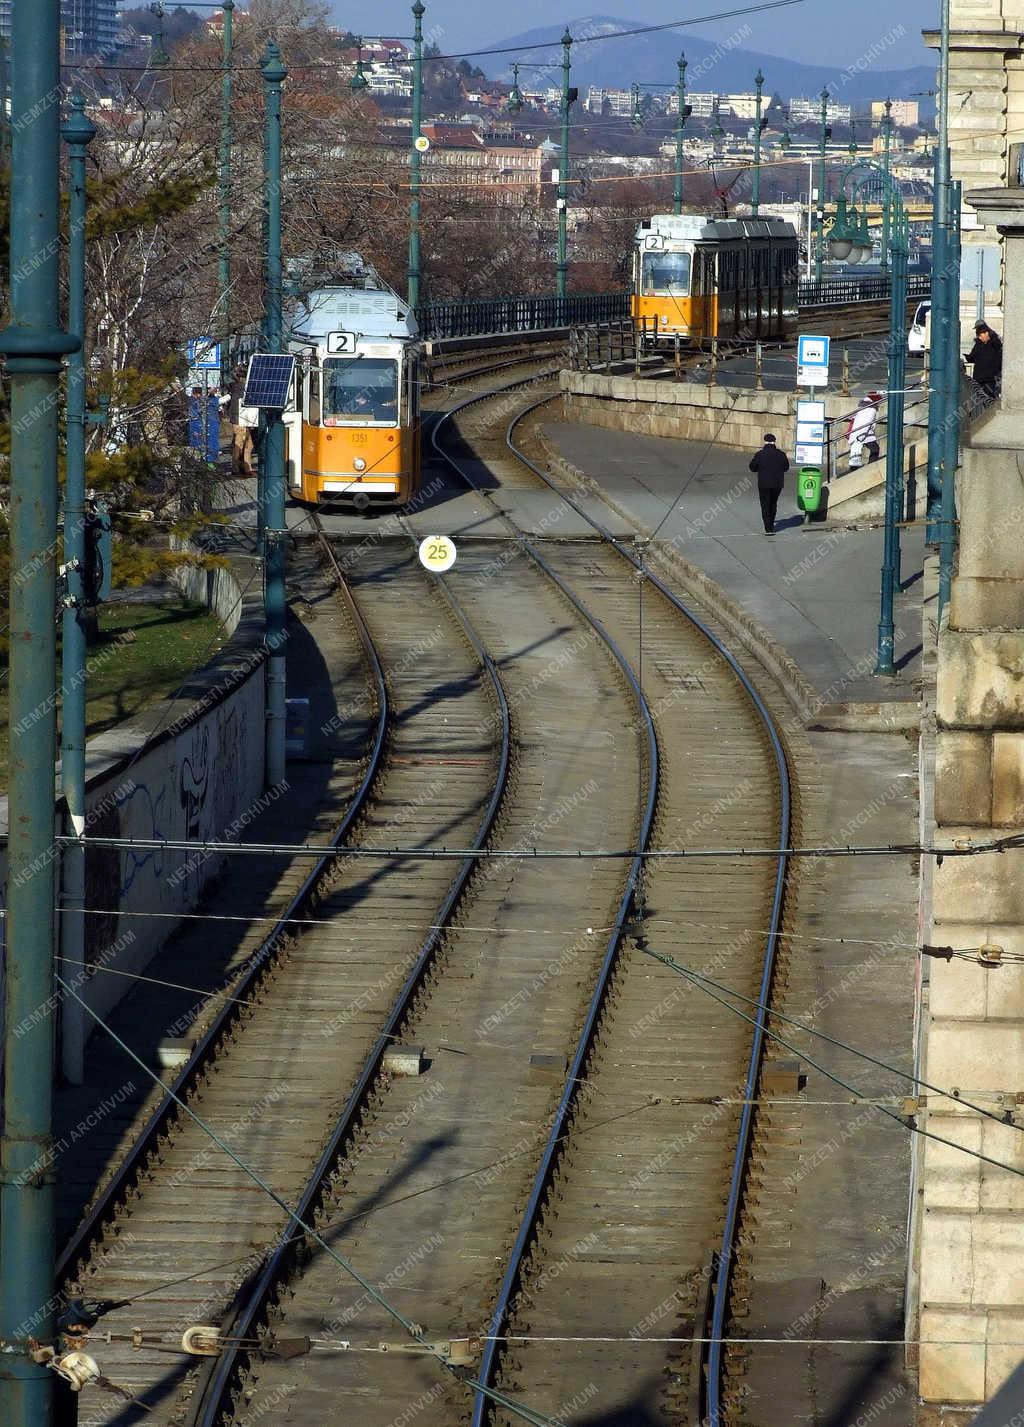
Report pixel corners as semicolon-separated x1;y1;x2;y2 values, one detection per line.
415;291;631;341
414;275;931;342
798;272;931;306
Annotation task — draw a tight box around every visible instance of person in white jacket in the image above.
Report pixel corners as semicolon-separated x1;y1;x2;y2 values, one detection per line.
846;395;881;467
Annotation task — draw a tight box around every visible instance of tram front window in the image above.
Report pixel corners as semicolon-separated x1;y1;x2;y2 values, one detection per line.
641;251;692;296
323;357;399;424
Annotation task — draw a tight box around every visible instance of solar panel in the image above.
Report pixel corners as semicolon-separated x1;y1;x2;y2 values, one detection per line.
243;353;296;410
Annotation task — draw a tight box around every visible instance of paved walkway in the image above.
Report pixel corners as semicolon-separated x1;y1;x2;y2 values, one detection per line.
543;420;924;708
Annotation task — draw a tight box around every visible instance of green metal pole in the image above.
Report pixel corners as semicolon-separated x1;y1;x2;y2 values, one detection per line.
59;93;96;1089
815;88;829;283
674;53;686;216
0;2;79;1419
880;98;892;277
218;0;234;389
938;179;962;619
408;1;424;311
925;145;948;547
262;41;288;788
875;199;908;675
557;27;571;301
752;69;764;217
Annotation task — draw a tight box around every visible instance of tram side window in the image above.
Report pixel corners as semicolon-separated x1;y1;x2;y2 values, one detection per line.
308;367;321;425
641;251;692;296
322;357;399;425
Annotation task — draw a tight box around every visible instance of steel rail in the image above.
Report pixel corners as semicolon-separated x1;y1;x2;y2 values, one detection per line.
56;533;390;1287
430;396;660;1427
506;394;793;1427
189;519;515;1427
435;380;792;1425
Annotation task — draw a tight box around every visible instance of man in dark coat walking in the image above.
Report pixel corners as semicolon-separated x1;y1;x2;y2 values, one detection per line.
965;321;1003;400
749;433;790;536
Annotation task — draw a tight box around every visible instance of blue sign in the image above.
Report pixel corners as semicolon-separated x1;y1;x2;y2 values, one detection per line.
188;391;221;463
797;334;831;387
187;337;222;371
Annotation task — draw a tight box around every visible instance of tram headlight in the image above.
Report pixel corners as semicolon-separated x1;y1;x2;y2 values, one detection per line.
353;457;367;472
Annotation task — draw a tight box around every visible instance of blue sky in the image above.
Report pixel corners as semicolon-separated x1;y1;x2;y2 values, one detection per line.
323;1;937;69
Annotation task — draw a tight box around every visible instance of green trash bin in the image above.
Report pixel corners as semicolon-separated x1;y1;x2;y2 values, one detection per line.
797;466;823;517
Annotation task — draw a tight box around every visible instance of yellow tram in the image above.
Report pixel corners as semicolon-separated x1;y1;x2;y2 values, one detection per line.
633;214;799;347
283;282;422;510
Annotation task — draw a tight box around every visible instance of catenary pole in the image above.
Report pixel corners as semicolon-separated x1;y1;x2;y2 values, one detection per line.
880;98;893;277
262;41;288;788
59;93;96;1088
939;178;962;618
0;3;79;1422
218;0;234;390
875;190;909;675
674;53;687;215
409;1;424;311
557;27;572;300
752;68;764;217
815;87;829;282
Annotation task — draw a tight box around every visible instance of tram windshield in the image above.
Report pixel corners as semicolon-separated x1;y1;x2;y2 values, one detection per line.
641;251;692;296
322;357;399;424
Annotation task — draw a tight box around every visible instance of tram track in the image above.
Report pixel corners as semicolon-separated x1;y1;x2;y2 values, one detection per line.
56;524;513;1423
208;521;653;1427
425;380;794;1426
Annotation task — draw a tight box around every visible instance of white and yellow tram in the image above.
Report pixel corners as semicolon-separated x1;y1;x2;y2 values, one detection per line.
283;283;422;510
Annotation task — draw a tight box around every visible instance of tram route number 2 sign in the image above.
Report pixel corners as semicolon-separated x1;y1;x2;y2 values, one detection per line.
419;535;457;573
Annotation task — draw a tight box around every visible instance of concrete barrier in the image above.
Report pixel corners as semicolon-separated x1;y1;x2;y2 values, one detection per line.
560;369;844;452
0;545;267;1068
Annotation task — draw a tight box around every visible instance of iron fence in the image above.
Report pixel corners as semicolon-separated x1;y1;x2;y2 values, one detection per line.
798;273;931;307
415;292;631;342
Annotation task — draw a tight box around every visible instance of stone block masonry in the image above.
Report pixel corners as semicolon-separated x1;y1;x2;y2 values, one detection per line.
917;182;1024;1412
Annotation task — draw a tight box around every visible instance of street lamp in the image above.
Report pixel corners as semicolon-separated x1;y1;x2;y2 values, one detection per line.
631;81;644;130
752;68;765;216
508;62;524;115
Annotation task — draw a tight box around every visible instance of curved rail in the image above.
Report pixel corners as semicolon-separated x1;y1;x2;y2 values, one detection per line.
431;399;660;1427
435;382;792;1426
56;534;390;1286
190;519;515;1427
507;395;793;1427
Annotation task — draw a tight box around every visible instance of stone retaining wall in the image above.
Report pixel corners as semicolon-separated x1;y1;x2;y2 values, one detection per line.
0;543;267;1066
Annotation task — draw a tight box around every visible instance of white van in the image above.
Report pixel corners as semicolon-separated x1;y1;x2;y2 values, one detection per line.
908;300;931;357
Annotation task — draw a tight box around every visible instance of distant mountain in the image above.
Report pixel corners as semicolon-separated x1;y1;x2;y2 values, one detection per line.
485;15;934;110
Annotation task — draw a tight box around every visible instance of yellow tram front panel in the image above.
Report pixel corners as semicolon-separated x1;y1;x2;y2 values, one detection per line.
632;293;717;343
301;422;419;503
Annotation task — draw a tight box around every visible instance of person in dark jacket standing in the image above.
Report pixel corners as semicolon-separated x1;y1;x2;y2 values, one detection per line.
749;433;790;536
965;321;1003;399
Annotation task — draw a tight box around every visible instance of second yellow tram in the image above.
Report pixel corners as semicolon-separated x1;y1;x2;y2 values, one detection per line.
633;214;800;347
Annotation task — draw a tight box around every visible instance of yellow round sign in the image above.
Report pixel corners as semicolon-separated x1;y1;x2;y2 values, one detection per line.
418;535;457;573
414;135;430;153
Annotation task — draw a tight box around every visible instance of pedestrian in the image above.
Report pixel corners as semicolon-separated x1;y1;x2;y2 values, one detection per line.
225;365;255;477
748;432;790;537
965;320;1002;400
846;395;881;468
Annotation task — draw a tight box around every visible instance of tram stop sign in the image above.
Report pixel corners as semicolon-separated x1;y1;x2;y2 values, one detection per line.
418;535;457;573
